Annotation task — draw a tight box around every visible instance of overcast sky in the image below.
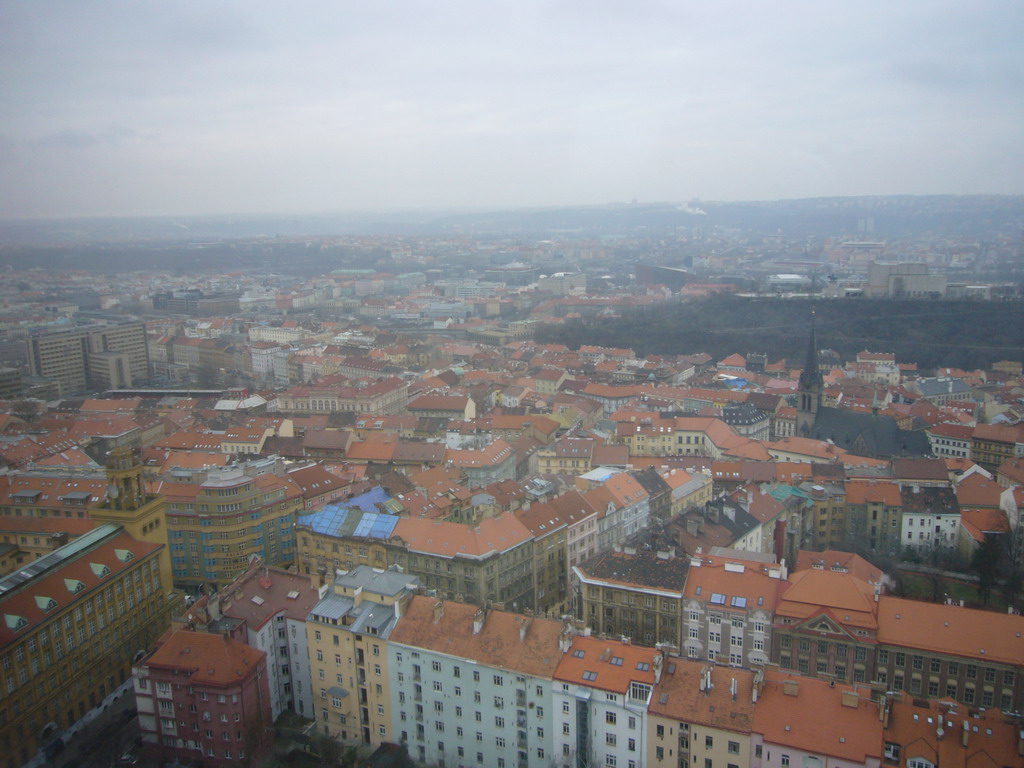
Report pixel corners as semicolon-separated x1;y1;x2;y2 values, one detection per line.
1;1;1022;219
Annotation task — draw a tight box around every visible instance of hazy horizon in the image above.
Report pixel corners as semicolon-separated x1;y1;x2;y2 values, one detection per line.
3;1;1022;220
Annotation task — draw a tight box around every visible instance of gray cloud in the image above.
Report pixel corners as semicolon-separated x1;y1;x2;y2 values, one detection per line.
1;0;1022;218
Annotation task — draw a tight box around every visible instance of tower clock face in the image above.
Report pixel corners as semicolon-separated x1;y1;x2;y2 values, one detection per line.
107;483;120;499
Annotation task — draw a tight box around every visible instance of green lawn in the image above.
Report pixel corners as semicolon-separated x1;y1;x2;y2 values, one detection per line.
898;572;1010;612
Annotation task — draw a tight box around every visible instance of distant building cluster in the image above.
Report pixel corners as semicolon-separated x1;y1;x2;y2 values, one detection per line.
0;231;1022;768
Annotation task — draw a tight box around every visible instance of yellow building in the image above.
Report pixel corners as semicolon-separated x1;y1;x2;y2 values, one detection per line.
305;565;419;746
0;524;174;768
155;459;303;592
90;448;174;595
647;658;756;768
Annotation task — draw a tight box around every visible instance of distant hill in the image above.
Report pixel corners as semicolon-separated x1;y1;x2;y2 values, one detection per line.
534;296;1024;371
2;194;1022;248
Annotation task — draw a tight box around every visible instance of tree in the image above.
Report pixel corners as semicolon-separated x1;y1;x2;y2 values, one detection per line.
311;732;343;767
971;534;1003;606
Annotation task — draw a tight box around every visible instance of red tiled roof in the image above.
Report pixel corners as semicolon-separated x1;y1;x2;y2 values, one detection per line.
145;628;266;686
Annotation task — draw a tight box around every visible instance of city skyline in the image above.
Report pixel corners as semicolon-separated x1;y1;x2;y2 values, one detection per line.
2;1;1023;220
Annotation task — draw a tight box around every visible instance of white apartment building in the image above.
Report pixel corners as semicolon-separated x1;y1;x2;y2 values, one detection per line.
553;634;657;768
387;597;562;768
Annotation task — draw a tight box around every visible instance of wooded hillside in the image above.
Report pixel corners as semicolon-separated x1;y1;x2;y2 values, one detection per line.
534;296;1024;370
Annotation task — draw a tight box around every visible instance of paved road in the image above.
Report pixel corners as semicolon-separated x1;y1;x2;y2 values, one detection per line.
53;690;139;768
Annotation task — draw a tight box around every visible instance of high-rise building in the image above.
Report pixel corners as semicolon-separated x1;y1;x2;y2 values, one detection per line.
25;321;150;396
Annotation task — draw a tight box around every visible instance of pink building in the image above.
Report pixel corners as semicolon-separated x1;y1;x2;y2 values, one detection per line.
133;629;273;767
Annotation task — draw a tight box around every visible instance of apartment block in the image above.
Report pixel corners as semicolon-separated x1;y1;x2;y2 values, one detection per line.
389;514;535;611
132;629;272;767
183;562;322;720
647;660;756;768
0;524;172;768
156;459;302;592
682;549;785;667
26;321;150;396
305;565;419;745
553;633;658;768
388;597;561;767
574;544;689;649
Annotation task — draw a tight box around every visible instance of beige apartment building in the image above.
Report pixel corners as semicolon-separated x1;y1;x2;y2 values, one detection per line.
305;565;419;746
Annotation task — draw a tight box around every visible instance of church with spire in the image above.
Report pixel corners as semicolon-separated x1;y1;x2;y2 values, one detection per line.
795;323;930;459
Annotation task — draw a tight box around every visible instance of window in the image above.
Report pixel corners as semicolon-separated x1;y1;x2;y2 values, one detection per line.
781;755;790;767
606;733;617;746
705;735;714;749
606;712;617;725
728;740;739;754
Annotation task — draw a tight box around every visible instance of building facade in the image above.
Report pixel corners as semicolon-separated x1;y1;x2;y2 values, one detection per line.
0;524;172;768
388;597;561;768
26;321;150;396
157;460;302;592
133;629;273;768
305;566;419;746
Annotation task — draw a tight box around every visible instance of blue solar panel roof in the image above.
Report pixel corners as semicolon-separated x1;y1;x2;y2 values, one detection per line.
298;486;398;539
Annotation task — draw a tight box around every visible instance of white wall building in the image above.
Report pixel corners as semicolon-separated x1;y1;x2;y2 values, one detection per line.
553;634;658;768
387;597;563;768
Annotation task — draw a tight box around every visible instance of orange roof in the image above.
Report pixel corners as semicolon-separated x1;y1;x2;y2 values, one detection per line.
392;512;532;558
954;473;1004;509
959;508;1010;543
775;569;879;631
877;597;1024;666
753;669;882;762
601;473;648;508
648;657;755;732
553;633;659;694
0;526;162;646
793;550;884;585
768;435;847;460
884;695;1021;768
683;553;786;611
345;440;396;462
145;628;266;686
844;479;901;506
389;595;562;678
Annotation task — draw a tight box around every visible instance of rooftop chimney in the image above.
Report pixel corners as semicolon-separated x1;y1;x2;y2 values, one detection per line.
472;607;486;635
432;599;444;624
519;617;532;642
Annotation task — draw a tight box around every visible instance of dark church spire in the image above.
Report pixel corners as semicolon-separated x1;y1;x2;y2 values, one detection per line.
797;308;823;436
798;309;824;392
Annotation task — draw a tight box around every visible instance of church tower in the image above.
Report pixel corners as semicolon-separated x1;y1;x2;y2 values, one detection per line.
796;320;824;436
90;447;174;595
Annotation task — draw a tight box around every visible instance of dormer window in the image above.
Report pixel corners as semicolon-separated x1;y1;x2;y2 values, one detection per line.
34;596;58;612
91;563;111;578
115;549;134;562
4;614;28;632
64;579;85;594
